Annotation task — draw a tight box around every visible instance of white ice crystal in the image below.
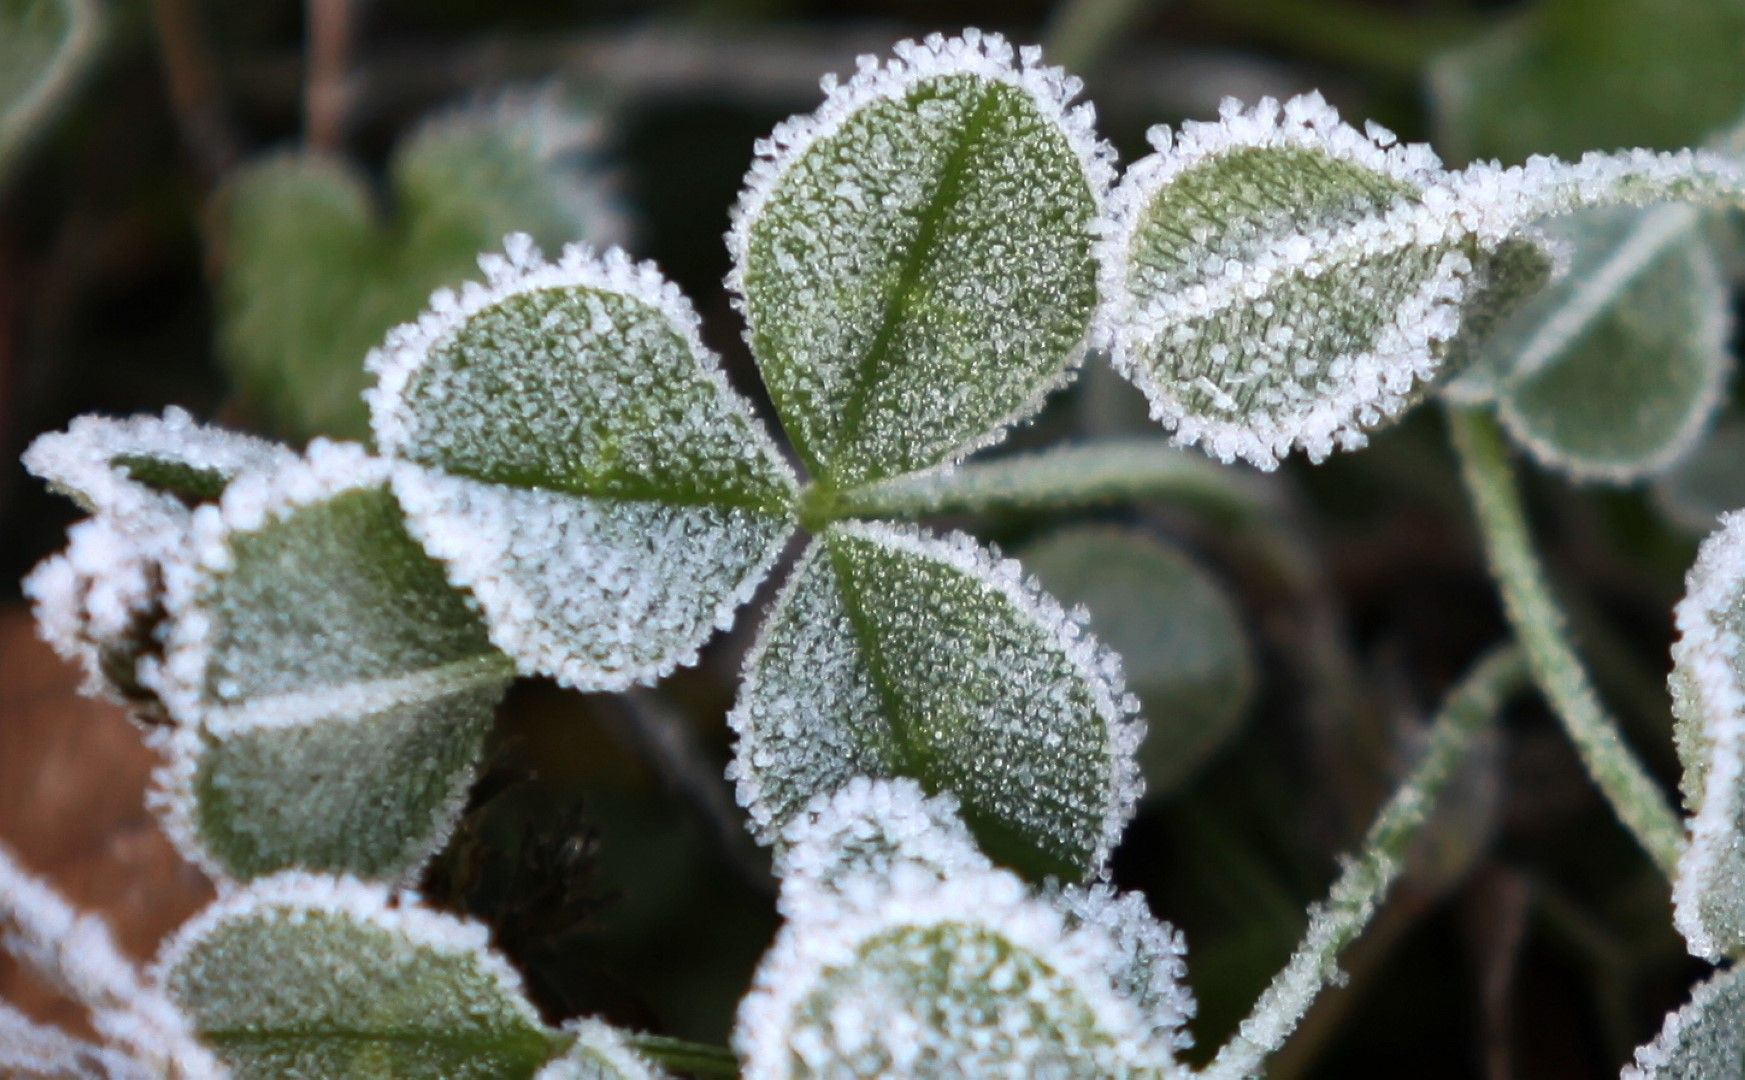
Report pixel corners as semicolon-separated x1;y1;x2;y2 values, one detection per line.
1669;510;1745;958
729;29;1114;489
728;520;1144;881
1623;964;1745;1079
535;1019;670;1080
146;440;511;883
368;235;797;692
155;871;556;1080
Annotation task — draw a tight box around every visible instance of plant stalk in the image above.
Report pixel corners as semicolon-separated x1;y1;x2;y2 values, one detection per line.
626;1034;739;1078
1446;407;1684;878
1205;644;1528;1080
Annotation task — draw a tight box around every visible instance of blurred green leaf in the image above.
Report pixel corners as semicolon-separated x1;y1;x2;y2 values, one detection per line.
1430;0;1745;164
1655;414;1745;531
0;0;100;179
1020;525;1254;798
215;94;621;439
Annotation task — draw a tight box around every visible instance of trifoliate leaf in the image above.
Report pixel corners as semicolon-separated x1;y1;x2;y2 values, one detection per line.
1021;526;1254;797
729;520;1142;881
22;407;294;520
368;237;797;692
150;442;513;882
216;94;622;439
1471;205;1733;483
1429;0;1745;164
1655;416;1745;533
0;0;100;176
735;858;1173;1078
773;777;993;918
1098;94;1473;468
729;30;1112;490
1047;883;1195;1055
156;872;561;1079
1669;510;1745;958
1622;965;1745;1080
534;1021;669;1080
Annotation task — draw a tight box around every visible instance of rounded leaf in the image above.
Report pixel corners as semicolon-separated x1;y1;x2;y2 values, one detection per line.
1670;510;1745;958
1020;526;1254;796
150;442;513;882
535;1020;669;1080
1655;415;1745;533
729;30;1112;489
0;0;100;172
156;872;560;1079
369;237;797;691
729;521;1142;881
1623;965;1745;1080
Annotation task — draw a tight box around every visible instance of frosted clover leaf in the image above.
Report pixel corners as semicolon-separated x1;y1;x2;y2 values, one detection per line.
729;28;1112;490
730;521;1142;881
368;237;797;692
1669;510;1745;957
1098;93;1745;468
1623;965;1745;1079
150;441;514;883
535;1020;672;1080
737;777;1190;1078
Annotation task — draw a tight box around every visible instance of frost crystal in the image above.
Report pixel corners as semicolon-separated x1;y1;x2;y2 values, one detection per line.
148;441;512;883
729;521;1144;881
1669;510;1745;958
730;29;1113;489
156;871;558;1080
1047;883;1196;1053
1623;965;1745;1079
736;857;1176;1079
368;236;796;691
535;1020;670;1080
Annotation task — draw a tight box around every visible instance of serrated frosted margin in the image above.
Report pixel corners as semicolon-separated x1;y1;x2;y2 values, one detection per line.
537;1019;670;1080
366;232;795;496
1671;511;1745;959
150;870;544;1032
734;861;1170;1078
22;407;294;520
1622;965;1745;1079
774;777;992;919
1050;883;1196;1053
726;27;1115;298
0;844;219;1078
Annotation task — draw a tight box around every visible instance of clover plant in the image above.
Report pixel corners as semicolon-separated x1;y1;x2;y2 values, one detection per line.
12;24;1745;1079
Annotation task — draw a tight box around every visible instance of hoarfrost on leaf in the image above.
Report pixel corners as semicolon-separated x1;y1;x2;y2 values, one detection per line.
156;871;561;1080
729;520;1143;882
735;857;1176;1078
150;441;513;883
1669;510;1745;958
1622;964;1745;1079
534;1020;671;1080
1046;883;1195;1054
730;29;1112;490
369;236;797;692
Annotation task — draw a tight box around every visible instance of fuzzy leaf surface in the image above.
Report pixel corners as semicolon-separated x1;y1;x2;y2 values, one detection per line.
158;873;560;1079
731;31;1110;489
370;239;796;692
153;444;511;882
730;521;1141;881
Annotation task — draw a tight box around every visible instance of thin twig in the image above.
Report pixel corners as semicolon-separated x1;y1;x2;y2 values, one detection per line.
304;0;356;152
147;0;239;180
1447;407;1685;877
1205;644;1528;1080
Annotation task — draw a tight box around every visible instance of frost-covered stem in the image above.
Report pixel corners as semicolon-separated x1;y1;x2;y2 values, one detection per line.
625;1034;738;1077
826;439;1277;523
1447;408;1684;877
1205;644;1527;1080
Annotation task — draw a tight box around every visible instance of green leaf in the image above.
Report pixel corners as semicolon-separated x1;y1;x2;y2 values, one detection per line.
1457;205;1734;483
729;521;1142;881
737;808;1177;1076
1622;965;1745;1079
156;872;562;1079
535;1021;670;1080
369;238;797;692
1655;415;1745;533
1671;510;1745;959
1097;93;1477;469
1429;0;1745;164
0;0;100;177
1020;526;1255;797
729;30;1111;490
150;442;513;882
215;94;621;439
